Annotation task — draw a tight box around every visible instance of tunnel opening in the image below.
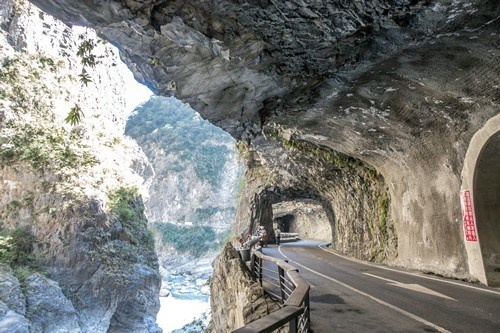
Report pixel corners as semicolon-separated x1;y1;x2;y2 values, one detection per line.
474;131;500;287
272;199;332;242
274;214;294;233
246;187;335;245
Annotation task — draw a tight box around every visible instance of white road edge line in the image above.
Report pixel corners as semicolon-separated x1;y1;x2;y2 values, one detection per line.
317;242;500;296
278;246;452;333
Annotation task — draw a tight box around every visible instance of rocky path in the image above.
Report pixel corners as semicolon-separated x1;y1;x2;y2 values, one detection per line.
262;240;500;333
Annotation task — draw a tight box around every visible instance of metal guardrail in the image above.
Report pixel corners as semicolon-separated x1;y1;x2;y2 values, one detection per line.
233;251;310;333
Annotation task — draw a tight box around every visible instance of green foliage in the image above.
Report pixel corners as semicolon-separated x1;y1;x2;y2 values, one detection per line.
0;55;58;113
78;68;92;86
72;35;103;122
193;145;230;187
0;122;97;170
108;187;152;248
150;57;159;67
379;193;390;243
236;141;250;159
125;96;233;188
0;227;34;265
77;39;98;68
6;200;22;211
38;56;56;70
153;222;217;257
0;227;43;279
194;207;236;225
109;187;139;221
0;57;21;82
194;206;219;224
65;104;84;125
263;125;365;170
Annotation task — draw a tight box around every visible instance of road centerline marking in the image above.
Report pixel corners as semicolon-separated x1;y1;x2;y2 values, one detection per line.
278;246;452;333
363;272;457;301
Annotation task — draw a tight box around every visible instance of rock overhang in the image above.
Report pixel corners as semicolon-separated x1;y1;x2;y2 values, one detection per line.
28;0;500;143
26;0;500;278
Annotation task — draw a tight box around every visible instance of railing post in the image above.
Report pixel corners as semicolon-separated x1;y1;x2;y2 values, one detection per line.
250;252;256;277
289;317;298;333
278;265;286;304
304;289;310;331
258;256;263;286
236;252;311;333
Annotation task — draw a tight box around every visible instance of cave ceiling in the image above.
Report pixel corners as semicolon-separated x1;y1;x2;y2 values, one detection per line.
29;0;500;169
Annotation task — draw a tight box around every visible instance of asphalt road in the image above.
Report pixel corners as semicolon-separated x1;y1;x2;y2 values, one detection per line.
261;240;500;333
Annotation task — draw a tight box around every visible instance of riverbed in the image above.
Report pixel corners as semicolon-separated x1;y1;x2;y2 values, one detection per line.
156;258;213;332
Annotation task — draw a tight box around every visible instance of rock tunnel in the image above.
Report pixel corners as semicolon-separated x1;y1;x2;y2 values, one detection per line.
238;186;336;244
273;200;332;241
29;0;500;283
474;131;500;287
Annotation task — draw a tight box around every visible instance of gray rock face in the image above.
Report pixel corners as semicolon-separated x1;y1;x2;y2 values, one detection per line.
49;199;161;333
25;273;81;333
24;0;500;280
0;268;84;333
209;243;280;332
26;0;500;283
0;300;29;333
0;265;25;316
0;1;161;332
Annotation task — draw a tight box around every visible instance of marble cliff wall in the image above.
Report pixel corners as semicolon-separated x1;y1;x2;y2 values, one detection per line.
12;0;500;330
0;1;160;332
28;0;500;289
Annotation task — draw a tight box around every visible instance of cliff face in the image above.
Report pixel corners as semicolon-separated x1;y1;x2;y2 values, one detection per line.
28;0;500;284
209;243;280;332
125;96;241;269
126;96;240;228
0;1;160;332
9;1;499;331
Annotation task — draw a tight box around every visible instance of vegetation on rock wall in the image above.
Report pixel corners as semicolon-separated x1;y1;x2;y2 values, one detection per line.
153;222;229;258
126;96;240;266
108;187;153;249
61;191;160;291
126;96;231;189
0;53;99;174
0;122;98;171
255;124;397;262
0;3;162;330
0;226;44;280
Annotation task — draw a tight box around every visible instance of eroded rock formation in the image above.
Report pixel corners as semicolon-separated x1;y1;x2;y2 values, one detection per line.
209;243;280;332
26;0;500;299
0;1;160;331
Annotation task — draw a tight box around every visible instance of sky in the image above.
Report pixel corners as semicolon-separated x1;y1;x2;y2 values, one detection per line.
72;25;154;112
121;68;154;111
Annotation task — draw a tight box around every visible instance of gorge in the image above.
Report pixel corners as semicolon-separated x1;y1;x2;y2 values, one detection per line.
1;0;500;332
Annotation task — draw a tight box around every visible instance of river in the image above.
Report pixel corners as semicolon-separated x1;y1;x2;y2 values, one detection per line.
156;259;213;332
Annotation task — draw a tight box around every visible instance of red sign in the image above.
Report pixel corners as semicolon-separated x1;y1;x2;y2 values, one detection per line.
460;190;477;242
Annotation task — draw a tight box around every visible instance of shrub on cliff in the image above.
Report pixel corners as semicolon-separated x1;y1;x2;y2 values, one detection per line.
108;187;154;250
153;222;219;257
125;96;231;188
0;226;43;279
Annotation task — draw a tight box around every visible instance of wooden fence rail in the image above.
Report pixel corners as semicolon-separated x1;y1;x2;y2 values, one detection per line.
233;251;310;333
